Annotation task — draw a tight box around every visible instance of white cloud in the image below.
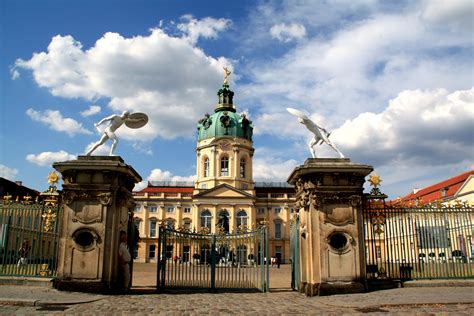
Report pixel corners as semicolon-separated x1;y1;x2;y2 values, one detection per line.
270;23;306;42
133;168;196;191
26;108;92;137
131;142;153;155
332;87;474;166
147;168;196;182
0;164;19;181
253;156;299;182
177;14;231;44
421;0;473;32
239;3;472;139
80;105;101;117
84;142;111;156
10;68;20;80
26;150;76;167
15;23;232;140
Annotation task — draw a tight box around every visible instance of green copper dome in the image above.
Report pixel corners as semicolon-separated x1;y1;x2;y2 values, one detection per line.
197;83;253;141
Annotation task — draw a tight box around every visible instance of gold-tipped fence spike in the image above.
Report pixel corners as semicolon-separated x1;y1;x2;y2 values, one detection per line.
23;194;32;205
3;193;12;204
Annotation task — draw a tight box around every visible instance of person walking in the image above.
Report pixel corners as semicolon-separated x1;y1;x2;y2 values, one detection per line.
118;231;131;293
17;240;30;268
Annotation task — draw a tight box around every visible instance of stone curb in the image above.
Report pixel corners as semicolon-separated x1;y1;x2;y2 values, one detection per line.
317;301;474;309
0;297;104;307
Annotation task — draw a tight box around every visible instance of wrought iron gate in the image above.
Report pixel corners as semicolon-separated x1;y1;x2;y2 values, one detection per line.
0;184;62;278
364;187;473;282
290;215;300;291
157;226;269;292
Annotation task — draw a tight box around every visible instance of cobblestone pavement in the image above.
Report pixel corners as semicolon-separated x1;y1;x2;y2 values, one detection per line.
1;291;474;315
1;264;473;315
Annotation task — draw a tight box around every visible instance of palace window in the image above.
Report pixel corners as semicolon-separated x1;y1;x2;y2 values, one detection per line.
149;220;157;238
240;158;246;178
183;219;192;230
274;207;281;214
204;158;210;177
220;156;229;176
134;218;142;235
166;219;175;230
237;210;248;227
275;222;282;239
135;205;141;213
149;245;156;259
257;208;265;214
200;210;212;229
149;205;157;213
184;207;191;213
217;210;230;233
166;206;174;213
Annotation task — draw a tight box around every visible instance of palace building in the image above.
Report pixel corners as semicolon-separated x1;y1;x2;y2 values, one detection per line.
133;80;296;263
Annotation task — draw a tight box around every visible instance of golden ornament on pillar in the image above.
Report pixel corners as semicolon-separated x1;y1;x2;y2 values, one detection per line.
368;174;382;187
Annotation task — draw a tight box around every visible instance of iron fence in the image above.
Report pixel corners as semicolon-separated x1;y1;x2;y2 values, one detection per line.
364;199;473;281
0;186;62;278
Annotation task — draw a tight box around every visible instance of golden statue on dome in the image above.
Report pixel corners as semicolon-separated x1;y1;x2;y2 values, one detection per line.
223;67;231;85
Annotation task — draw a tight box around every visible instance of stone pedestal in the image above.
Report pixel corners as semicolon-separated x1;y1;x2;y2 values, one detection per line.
52;156;141;293
288;158;372;296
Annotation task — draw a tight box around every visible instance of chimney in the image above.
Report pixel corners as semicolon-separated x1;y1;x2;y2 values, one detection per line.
15;181;23;187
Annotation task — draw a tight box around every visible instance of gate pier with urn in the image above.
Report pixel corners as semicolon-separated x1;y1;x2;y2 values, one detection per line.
288;158;373;296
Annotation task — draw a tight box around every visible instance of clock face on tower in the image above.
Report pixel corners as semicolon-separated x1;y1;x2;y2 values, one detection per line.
219;140;231;151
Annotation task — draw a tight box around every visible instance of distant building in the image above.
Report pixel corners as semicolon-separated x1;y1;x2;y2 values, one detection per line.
0;177;40;201
133;81;296;263
398;170;474;205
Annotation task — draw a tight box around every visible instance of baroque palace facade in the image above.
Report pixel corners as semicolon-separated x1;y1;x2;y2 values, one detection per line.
132;80;296;263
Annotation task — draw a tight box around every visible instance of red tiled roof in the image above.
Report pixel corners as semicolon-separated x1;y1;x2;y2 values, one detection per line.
399;170;474;203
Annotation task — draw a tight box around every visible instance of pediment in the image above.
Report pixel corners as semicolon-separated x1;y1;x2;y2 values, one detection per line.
194;184;254;199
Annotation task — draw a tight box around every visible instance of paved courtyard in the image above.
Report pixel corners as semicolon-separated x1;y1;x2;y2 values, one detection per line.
1;264;473;314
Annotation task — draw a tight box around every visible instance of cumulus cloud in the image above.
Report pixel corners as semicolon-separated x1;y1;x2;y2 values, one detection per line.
270;23;306;42
0;164;19;181
421;0;473;32
26;150;76;167
14;20;232;141
253;150;299;182
177;14;231;44
84;142;111;156
80;105;101;117
26;108;92;136
332;87;474;167
134;168;196;191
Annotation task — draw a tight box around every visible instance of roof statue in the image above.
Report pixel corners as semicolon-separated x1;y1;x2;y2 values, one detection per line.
223;67;231;85
287;107;344;159
86;111;149;156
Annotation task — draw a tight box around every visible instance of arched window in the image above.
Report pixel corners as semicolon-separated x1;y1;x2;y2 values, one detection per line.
217;209;230;233
236;210;248;227
240;158;246;178
204;158;210;177
200;210;212;229
220;156;229;176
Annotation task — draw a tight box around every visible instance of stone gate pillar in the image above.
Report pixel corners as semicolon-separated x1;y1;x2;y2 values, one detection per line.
53;156;142;292
288;158;372;296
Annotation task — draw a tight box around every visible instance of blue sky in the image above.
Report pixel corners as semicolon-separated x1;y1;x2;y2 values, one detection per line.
1;0;473;199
